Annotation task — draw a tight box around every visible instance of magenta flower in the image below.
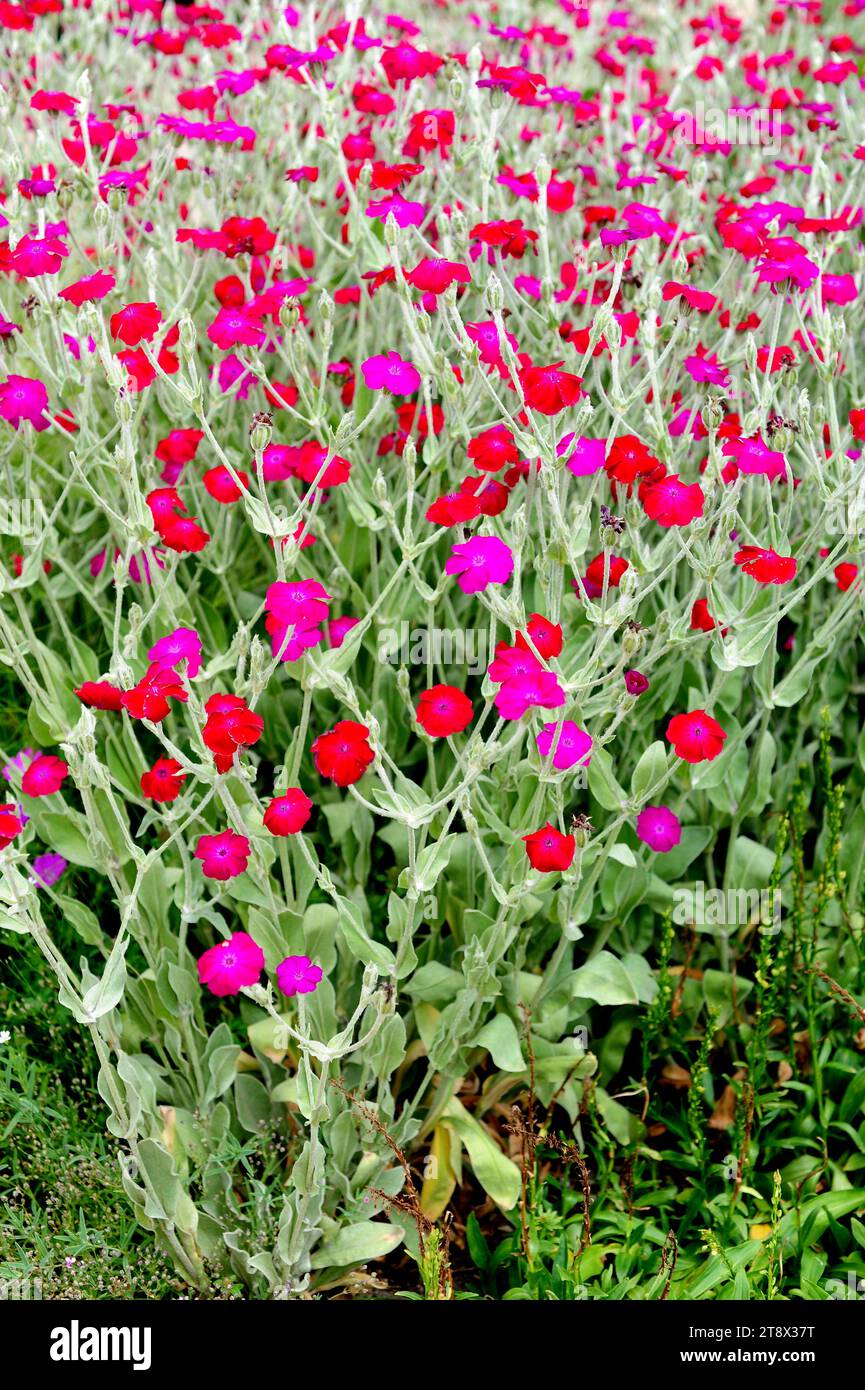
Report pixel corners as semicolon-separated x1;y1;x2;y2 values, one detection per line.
495;671;565;720
31;852;67;887
194;829;251;880
722;436;787;481
361;352;421;395
625;670;650;696
536;720;593;771
328;616;360;648
636;805;682;853
561;434;607;477
365;194;425;228
276;954;324;997
0;375;50;431
2;748;36;781
148;627;202;679
198;930;264;996
684;355;729;387
207;307;266;351
445;535;514;594
265;580;331;662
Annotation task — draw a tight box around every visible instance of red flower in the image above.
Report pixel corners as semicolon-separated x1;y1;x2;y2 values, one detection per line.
146;488;210;554
605;435;661;485
110;301;162;346
835;562;859;592
416;685;473;738
733;546;797;585
312;720;374;786
263;788;313;836
140;757;187;802
0;803;24;849
155;427;204;476
516;613;563;659
467;424;519;474
405;257;470;294
642;474;704;527
523;823;576;873
581;553;629;598
203;464;249;503
519;363;583;415
59;270;115;306
194;829;251;880
121;664;188;722
467;477;510;517
202;694;264;774
21;754;68;797
691;599;717;633
666;710;727;763
850;408;865;442
425;489;482;527
74;680;123;711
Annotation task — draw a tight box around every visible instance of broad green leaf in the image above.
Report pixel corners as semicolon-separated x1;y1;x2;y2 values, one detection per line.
442;1097;521;1210
571;950;657;1007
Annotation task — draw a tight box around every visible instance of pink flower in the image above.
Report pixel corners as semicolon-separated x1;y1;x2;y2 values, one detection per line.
276;954;323;997
365;194;425;228
328;616;360;648
198;930;264;996
722;436;787;481
148;627;202;679
561;434;607;477
536;721;593;771
361;352;421;395
0;375;50;431
31;852;67;887
445;535;514;593
265;580;330;662
636;805;682;853
207;307;266;351
194;829;251;880
3;748;36;781
495;671;565;720
21;755;68;798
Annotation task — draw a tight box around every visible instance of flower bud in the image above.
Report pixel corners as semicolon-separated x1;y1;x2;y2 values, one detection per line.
622;622;644;658
280;300;300;333
249;411;273;453
178;316;197;355
486;274;504;314
701;395;724;431
384;211;400;247
571;814;593;849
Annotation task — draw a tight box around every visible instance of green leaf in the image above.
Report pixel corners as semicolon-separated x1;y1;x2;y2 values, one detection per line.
308;1220;405;1270
472;1014;526;1072
335;895;395;974
59;895;105;947
631;740;668;801
588;746;627;812
442;1097;521;1210
728;835;775;889
570;950;657;1007
234;1073;273;1133
80;936;128;1021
